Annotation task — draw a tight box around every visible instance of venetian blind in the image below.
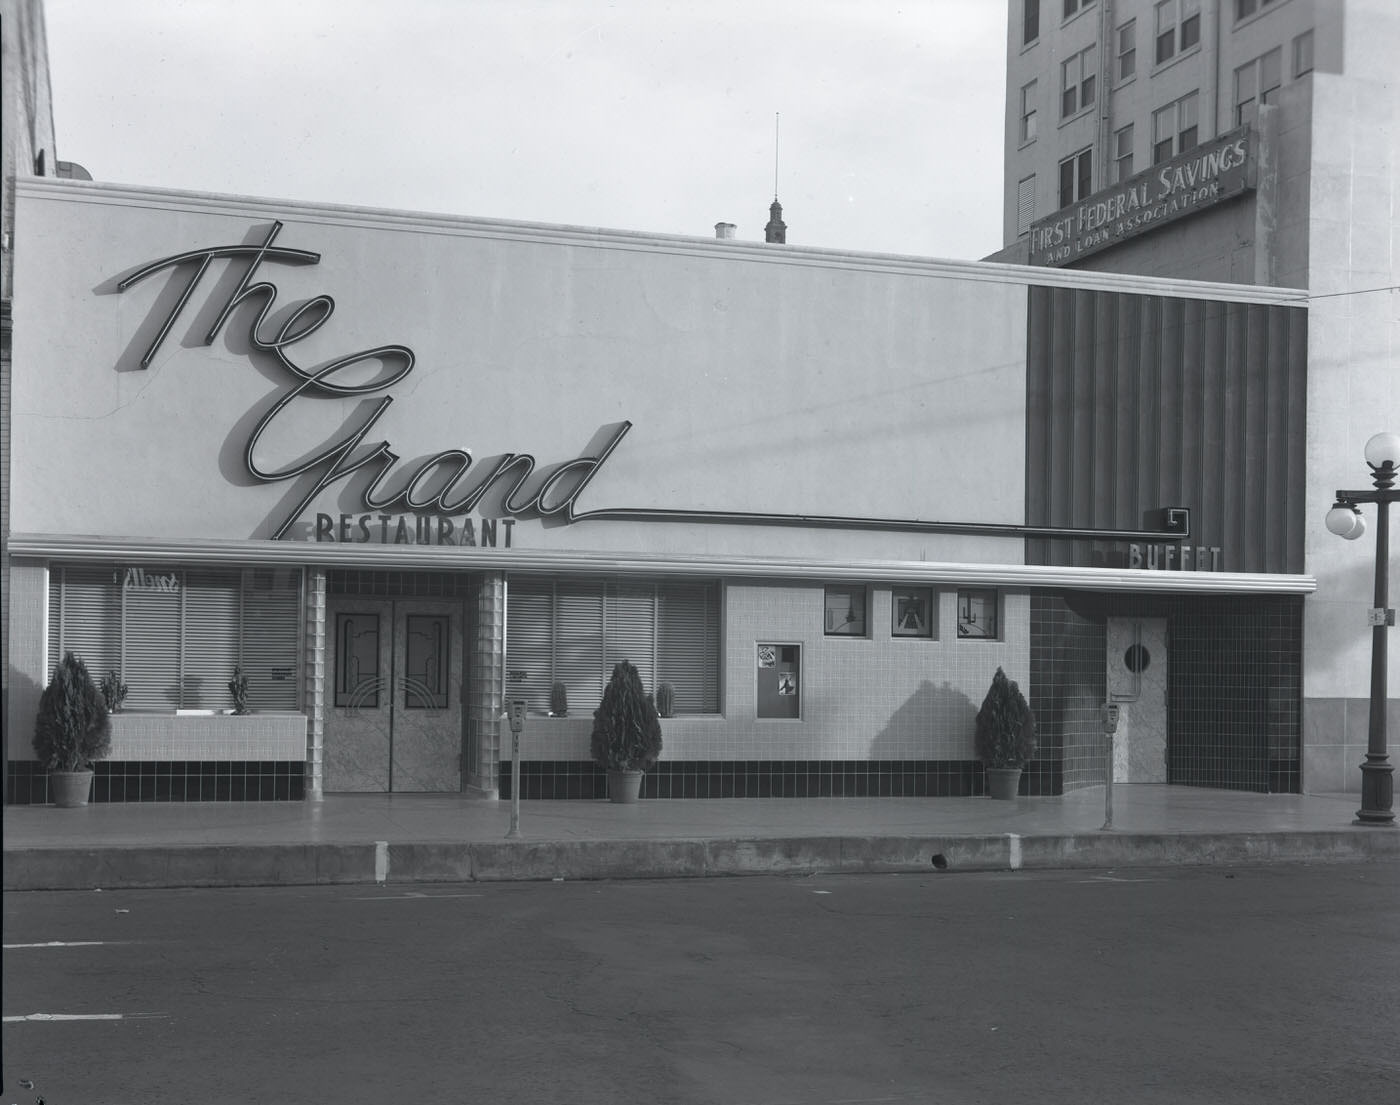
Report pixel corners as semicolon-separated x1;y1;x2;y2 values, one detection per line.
48;565;303;711
505;577;720;715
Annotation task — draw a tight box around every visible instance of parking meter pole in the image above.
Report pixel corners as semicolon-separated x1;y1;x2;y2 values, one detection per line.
508;729;521;839
506;700;526;840
1101;702;1119;831
1103;734;1114;831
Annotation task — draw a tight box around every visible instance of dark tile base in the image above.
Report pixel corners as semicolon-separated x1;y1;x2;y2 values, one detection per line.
6;761;306;804
499;760;1061;799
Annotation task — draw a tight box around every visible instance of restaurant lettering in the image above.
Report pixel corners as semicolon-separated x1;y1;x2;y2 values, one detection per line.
1029;128;1253;267
1128;543;1223;571
117;221;627;540
310;512;514;546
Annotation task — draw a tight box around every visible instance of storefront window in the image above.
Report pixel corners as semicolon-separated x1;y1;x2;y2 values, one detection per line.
48;564;303;711
506;577;720;715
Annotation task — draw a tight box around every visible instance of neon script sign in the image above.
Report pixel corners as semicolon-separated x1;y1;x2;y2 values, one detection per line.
118;221;627;540
118;220;1192;548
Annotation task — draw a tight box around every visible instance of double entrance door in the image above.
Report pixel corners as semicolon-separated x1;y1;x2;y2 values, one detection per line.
325;598;464;792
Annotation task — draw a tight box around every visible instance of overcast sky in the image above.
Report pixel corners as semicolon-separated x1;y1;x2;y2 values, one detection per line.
44;0;1008;260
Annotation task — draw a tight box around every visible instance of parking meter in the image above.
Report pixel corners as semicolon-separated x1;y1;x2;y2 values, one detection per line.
1101;703;1121;830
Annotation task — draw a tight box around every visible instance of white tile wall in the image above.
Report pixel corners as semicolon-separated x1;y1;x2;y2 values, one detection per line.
520;580;1031;763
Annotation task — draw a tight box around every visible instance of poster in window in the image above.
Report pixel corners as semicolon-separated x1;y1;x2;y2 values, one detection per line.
824;587;866;635
757;644;776;668
777;672;797;696
892;588;933;638
957;589;998;639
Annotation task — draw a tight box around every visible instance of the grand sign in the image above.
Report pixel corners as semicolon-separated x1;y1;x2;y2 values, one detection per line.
116;221;1193;549
1028;127;1254;267
118;222;627;540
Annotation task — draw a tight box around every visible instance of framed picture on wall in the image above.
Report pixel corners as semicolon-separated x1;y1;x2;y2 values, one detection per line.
892;587;934;638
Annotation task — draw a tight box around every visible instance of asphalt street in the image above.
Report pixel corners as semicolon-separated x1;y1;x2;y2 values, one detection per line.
4;863;1398;1104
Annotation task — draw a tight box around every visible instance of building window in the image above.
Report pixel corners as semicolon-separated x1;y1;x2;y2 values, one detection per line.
505;577;720;715
1058;147;1092;208
1061;46;1096;118
1235;48;1282;127
1292;30;1314;77
1114;124;1135;181
1152;91;1199;163
892;588;935;638
1236;0;1280;20
1154;0;1200;65
1017;175;1036;235
47;564;304;712
1062;0;1094;17
824;585;868;637
957;589;1000;640
1019;80;1039;143
1023;0;1040;44
1116;19;1137;81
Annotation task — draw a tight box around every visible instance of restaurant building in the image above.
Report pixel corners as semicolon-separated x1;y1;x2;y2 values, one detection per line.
4;178;1312;802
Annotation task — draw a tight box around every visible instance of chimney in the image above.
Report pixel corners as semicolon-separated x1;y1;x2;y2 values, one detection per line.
714;222;737;239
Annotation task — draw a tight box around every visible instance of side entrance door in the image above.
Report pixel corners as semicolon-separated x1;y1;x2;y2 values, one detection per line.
324;598;464;792
1106;617;1168;784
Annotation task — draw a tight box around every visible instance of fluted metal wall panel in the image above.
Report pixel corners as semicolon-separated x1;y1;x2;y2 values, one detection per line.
1026;286;1306;574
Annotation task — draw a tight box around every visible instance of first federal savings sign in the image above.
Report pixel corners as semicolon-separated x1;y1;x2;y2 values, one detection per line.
1029;127;1255;267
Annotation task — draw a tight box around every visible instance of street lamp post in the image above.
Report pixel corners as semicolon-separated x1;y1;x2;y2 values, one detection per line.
1325;431;1400;825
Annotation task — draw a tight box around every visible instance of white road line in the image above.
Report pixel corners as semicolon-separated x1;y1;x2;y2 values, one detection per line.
4;1013;167;1022
4;941;112;949
348;892;482;901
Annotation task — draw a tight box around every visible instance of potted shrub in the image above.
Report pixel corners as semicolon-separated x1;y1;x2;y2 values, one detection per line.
974;667;1037;800
590;660;663;803
32;651;113;807
655;682;676;719
228;666;250;715
99;670;128;713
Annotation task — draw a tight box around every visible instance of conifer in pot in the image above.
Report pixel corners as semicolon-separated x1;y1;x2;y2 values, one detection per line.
974;667;1037;800
32;652;113;807
590;660;663;802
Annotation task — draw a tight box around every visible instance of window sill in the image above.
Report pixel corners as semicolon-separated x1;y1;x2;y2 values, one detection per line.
1150;43;1202;78
1057;106;1097;129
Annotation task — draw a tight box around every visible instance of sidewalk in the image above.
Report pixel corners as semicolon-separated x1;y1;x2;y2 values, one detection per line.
4;786;1398;890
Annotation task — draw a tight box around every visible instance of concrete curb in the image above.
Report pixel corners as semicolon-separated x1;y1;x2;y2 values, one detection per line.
5;829;1398;890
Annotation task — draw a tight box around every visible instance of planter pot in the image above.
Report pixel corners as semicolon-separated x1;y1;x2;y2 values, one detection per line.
985;766;1023;800
50;769;94;808
607;769;644;804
